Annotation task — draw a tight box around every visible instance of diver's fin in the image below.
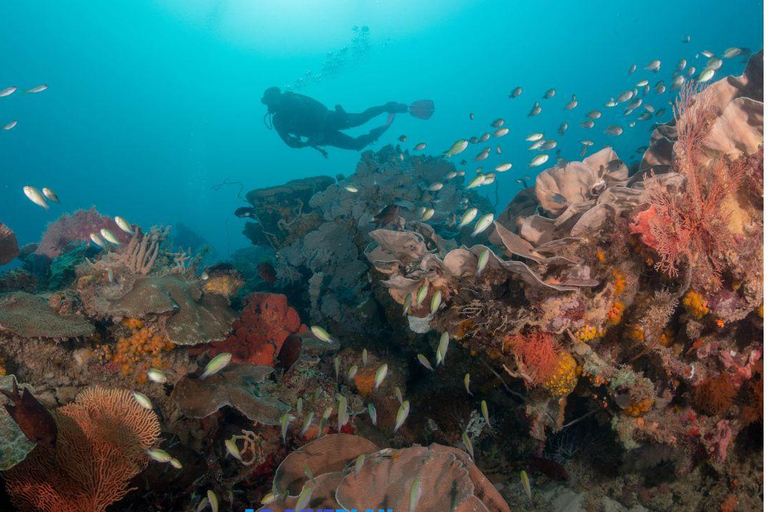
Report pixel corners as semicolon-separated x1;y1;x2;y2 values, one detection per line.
409;99;434;120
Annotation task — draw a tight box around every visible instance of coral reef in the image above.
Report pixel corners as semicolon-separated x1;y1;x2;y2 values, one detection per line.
34;208;132;260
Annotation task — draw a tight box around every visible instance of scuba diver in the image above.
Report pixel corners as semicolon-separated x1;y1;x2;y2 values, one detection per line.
261;87;433;157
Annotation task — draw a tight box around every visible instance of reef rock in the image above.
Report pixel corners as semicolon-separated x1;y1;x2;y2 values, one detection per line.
0;292;94;340
0;223;19;266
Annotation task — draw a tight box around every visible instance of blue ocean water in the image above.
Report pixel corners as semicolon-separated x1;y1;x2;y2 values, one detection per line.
0;0;762;257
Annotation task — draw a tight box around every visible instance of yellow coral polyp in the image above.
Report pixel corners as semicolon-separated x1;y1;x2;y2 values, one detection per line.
575;325;602;343
683;291;709;319
624;398;654;417
122;318;144;330
607;301;625;325
596;250;606;263
113;323;174;382
626;324;644;343
542;353;578;397
659;328;675;347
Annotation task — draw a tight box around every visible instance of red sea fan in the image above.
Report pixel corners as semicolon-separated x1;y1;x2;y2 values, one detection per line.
636;83;747;288
504;331;562;387
34;207;132;259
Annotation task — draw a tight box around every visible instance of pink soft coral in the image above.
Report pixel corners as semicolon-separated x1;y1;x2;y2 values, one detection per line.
34;208;131;259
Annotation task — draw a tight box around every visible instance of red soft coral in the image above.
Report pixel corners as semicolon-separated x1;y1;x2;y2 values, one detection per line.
504;332;562;387
199;293;306;366
35;207;132;259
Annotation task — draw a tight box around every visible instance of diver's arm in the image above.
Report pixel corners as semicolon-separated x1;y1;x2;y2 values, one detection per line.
275;123;312;148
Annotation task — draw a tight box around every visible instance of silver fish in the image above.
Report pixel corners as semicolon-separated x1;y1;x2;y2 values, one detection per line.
132;391;154;410
99;228;120;245
90;233;107;248
0;86;17;97
368;402;378;425
444;139;468;157
543;88;556;99
697;68;715;83
23;186;49;210
564;94;578;110
526;132;544;141
344;185;359;193
495;162;512;172
510;86;523;98
42;187;59;203
3;120;17;130
628;64;637;74
26;84;48;93
586;110;601;119
147;368;167;383
617;90;634;103
493;127;509;137
491;118;504;127
605;126;623;136
414;142;427;151
645;59;661;72
114;216;136;235
528;102;541;116
528;154;549;167
428;182;443;192
558;122;568;135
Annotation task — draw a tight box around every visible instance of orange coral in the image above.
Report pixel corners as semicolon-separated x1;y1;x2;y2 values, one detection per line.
626;324;645;343
612;269;626;295
659;328;675;348
683;291;709;319
607;301;625;325
504;332;562;388
541;353;579;397
112;322;174;383
353;369;377;398
4;387;160;512
692;373;737;416
624;398;654;417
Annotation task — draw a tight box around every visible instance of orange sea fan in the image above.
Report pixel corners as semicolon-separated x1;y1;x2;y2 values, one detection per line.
4;387;161;512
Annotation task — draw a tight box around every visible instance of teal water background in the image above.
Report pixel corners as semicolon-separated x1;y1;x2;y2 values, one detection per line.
1;0;763;257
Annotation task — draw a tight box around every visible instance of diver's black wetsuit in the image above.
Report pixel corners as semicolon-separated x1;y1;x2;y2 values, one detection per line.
271;92;397;151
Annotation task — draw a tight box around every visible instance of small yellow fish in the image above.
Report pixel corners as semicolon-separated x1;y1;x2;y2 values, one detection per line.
521;470;532;503
334;356;340;380
225;437;243;461
300;414;313;436
529;154;549;167
344;185;359;193
476;248;490;276
409;478;422;512
417;354;434;371
495;162;512;172
493;127;509;137
393;400;410;433
200;352;232;379
132;391;154;410
471;213;494;237
415;284;428;306
462;431;474;459
444;139;468;157
481;400;490;426
147;448;172;463
362;348;368;367
89;233;107;248
430;290;442;315
402;292;413;315
207;490;219;512
414;142;427;151
311;325;333;343
466;174;485;189
295;487;313;511
526;132;544;142
421;207;435;221
169;458;183;469
347;364;359;380
464;373;472;395
697;68;715;83
437;332;450;366
374;364;388;390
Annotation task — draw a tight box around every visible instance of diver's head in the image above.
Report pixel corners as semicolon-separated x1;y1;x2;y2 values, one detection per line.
261;87;282;113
